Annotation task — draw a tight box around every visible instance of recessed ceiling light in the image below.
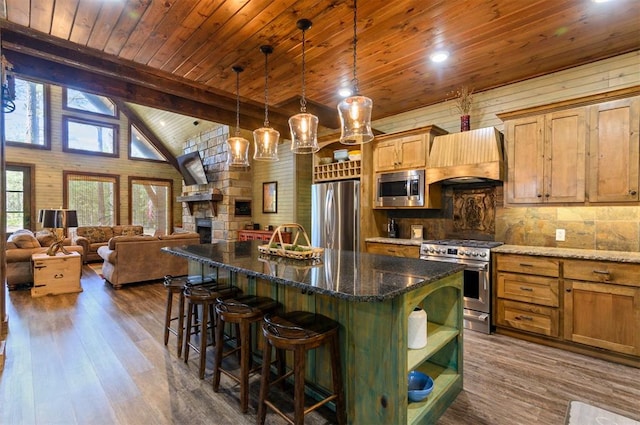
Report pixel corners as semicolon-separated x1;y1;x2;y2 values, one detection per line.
429;50;449;63
592;0;613;3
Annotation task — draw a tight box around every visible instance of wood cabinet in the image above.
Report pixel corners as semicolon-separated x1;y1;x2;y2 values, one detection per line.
504;107;586;204
31;252;82;297
495;254;560;337
588;97;640;202
563;259;640;356
374;133;427;172
365;241;420;258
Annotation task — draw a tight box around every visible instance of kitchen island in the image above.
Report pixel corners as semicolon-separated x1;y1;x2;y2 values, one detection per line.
163;241;464;425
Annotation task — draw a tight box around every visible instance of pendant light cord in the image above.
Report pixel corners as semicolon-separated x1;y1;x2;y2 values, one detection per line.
351;0;359;94
263;50;270;127
234;68;241;136
300;27;307;113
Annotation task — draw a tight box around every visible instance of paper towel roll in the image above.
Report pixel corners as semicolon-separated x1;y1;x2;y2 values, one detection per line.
408;307;427;349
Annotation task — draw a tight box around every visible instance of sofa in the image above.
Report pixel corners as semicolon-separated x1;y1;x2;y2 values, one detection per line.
72;225;145;263
5;229;84;290
96;232;200;289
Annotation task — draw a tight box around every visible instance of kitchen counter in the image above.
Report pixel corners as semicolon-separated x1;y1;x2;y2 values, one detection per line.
492;244;640;263
163;240;462;301
163;241;464;424
365;236;423;246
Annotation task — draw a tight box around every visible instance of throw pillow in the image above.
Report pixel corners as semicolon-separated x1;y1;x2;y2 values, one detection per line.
77;227;113;244
8;231;40;249
35;230;57;247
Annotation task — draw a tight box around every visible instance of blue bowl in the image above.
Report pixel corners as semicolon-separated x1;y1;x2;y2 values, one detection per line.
408;370;434;402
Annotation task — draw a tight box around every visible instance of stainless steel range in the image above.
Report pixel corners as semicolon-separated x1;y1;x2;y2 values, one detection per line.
420;239;503;334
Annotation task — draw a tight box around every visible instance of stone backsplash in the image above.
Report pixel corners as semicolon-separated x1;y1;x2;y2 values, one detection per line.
495;205;640;252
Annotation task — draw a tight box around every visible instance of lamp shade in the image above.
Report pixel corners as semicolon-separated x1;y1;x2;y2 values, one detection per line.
338;94;374;145
289;112;319;154
41;209;78;229
226;136;250;167
253;127;280;161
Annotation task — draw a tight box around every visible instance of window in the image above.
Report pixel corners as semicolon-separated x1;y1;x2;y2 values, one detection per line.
4;77;48;148
130;125;166;161
5;164;34;233
64;172;119;226
64;88;117;117
129;177;173;235
63;116;118;156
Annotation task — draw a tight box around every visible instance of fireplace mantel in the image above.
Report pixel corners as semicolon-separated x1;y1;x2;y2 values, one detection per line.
177;192;223;216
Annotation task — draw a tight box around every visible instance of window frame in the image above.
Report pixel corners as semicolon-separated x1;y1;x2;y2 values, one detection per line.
63;171;121;226
128;176;174;235
5;75;51;150
62;87;119;119
62;116;119;157
5;163;36;233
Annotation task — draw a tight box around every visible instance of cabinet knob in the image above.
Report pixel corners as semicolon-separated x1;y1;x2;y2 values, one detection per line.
566;288;572;293
630;190;637;196
537;194;542;198
545;193;550;198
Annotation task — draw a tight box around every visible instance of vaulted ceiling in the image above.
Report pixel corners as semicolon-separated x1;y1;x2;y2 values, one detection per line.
1;0;639;141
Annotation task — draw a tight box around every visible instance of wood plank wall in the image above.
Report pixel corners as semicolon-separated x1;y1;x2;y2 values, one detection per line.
372;51;640;135
5;84;184;230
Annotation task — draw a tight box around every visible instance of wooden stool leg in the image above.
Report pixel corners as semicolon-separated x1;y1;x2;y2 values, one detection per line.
163;288;174;346
198;303;209;379
330;334;346;425
213;313;225;392
293;346;306;425
239;319;251;413
257;340;272;425
184;301;194;363
176;290;185;357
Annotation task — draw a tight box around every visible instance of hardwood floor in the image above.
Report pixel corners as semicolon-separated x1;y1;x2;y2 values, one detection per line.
1;267;638;425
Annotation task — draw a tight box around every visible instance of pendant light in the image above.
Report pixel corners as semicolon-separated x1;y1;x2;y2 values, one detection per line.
289;18;319;154
337;0;374;145
226;65;250;167
253;45;280;161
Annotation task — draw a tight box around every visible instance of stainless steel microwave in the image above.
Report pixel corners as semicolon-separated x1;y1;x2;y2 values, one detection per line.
375;169;425;207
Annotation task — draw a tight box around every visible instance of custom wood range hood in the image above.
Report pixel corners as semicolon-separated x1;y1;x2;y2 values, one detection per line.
427;127;505;184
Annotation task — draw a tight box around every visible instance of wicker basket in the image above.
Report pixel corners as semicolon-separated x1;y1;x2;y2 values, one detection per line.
257;224;324;260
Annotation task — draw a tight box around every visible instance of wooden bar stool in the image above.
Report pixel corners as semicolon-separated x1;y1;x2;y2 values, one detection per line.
183;284;240;379
257;311;346;425
162;274;217;357
213;295;280;413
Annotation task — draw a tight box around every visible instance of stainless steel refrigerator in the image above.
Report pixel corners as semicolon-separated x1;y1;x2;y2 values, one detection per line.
311;180;360;251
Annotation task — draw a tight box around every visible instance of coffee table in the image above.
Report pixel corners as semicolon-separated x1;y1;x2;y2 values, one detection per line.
31;251;82;297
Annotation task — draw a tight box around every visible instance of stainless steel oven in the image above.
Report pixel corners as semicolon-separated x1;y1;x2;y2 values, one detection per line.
420;239;502;334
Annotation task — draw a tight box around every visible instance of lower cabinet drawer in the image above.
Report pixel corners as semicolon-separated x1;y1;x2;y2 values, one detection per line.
365;242;420;258
497;272;559;307
496;299;560;338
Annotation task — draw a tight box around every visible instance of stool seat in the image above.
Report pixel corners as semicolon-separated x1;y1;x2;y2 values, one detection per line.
258;311;346;425
213;295;280;413
183;284;240;379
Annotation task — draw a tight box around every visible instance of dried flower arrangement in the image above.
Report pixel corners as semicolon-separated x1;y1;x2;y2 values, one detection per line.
450;86;474;115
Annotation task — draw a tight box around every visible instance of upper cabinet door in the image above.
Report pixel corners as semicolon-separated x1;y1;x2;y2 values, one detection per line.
544;108;587;203
373;134;426;172
588;97;640;203
373;139;399;171
505;115;545;203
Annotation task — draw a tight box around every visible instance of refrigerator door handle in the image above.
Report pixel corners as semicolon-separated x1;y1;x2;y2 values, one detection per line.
325;186;335;248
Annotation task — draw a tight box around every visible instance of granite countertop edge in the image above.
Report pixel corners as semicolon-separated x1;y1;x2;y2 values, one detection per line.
365;237;423;246
162;246;464;302
492;245;640;263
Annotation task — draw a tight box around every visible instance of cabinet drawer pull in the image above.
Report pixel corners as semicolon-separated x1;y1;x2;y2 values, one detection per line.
519;263;534;267
387;249;396;253
515;315;533;321
592;270;610;275
54;273;64;279
519;286;534;292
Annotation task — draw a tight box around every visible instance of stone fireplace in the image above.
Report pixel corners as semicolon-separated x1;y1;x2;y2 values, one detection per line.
179;126;253;241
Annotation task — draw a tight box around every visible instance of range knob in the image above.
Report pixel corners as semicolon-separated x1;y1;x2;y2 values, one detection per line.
471;251;479;257
428;247;435;253
459;250;467;256
438;248;446;254
479;252;487;257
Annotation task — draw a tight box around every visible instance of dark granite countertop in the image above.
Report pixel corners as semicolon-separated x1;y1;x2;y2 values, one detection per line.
162;240;463;302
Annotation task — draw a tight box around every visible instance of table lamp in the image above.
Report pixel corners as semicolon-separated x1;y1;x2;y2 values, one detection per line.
41;208;78;256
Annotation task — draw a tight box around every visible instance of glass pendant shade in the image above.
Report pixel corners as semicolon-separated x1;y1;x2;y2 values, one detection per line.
226;135;250;167
289;112;319;154
338;94;374;145
253;126;280;160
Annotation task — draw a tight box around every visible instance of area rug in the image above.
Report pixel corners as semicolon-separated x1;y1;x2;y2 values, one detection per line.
565;401;639;425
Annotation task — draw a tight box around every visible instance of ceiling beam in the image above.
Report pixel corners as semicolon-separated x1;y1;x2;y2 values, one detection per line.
0;24;294;135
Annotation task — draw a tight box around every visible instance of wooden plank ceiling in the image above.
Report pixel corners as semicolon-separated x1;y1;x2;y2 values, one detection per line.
1;0;639;136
